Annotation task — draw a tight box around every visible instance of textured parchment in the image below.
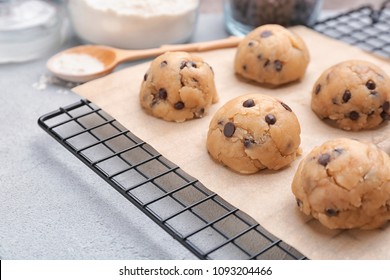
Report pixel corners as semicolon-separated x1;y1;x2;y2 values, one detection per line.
73;27;390;259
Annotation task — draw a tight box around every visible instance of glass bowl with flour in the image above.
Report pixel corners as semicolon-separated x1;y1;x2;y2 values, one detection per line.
67;0;200;49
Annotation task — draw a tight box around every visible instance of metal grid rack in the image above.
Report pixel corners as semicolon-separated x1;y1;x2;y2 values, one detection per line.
38;2;390;260
314;0;390;58
38;99;305;260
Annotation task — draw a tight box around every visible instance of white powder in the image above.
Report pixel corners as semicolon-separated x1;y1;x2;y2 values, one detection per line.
67;0;199;49
84;0;198;16
50;53;105;75
32;74;79;91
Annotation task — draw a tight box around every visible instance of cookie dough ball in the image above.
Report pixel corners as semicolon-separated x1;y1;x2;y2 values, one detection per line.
311;60;390;131
234;24;310;86
207;94;301;174
292;138;390;230
140;51;218;122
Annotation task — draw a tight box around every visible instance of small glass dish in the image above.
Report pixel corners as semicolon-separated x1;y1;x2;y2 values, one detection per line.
224;0;323;36
0;0;67;63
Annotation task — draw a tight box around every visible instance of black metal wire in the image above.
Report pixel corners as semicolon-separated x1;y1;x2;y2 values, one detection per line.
314;1;390;58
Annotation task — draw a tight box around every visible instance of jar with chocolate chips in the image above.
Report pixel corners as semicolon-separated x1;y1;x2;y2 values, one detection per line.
224;0;323;36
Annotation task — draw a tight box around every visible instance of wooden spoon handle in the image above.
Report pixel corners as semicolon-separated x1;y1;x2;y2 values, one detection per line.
115;36;242;62
160;36;242;52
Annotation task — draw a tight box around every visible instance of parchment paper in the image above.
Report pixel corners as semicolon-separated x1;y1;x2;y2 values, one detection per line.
73;27;390;260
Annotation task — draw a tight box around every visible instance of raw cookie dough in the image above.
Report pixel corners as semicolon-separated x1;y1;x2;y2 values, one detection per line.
311;60;390;131
292;138;390;230
140;51;218;122
207;93;301;174
234;24;310;86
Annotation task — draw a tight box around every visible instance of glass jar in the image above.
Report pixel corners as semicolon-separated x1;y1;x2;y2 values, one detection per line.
0;0;66;63
224;0;323;36
66;0;200;49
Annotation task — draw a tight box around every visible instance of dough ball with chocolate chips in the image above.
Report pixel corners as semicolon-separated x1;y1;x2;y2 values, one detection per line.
292;138;390;230
311;60;390;131
234;24;310;86
206;93;301;174
140;51;218;122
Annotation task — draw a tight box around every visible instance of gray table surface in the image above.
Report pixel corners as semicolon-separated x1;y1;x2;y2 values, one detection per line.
0;9;343;260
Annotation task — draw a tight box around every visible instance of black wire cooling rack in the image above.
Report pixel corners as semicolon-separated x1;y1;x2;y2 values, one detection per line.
38;1;390;260
314;0;390;58
38;99;305;260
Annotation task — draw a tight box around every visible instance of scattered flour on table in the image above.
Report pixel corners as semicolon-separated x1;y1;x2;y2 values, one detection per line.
50;53;105;75
32;74;79;93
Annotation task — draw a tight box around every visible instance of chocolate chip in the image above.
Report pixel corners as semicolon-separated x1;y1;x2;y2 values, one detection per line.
188;61;197;68
383;101;390;112
143;73;148;81
381;111;390;120
244;138;255;148
349;111;360;120
265;114;276;125
274;60;283;72
263;59;270;67
318;153;331;166
242;64;247;71
296;199;303;207
223;122;236;138
180;61;187;70
174;101;184;110
260;30;273;38
243;99;255;108
160;60;168;67
325;208;339;217
158;88;167;100
248;41;254;47
150;98;158;107
257;54;262;60
195;108;205;117
342;90;351;103
180;61;197;69
280;102;292;112
366;80;376;90
315;84;321;95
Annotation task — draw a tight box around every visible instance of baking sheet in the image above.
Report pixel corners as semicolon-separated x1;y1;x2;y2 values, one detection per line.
73;26;390;260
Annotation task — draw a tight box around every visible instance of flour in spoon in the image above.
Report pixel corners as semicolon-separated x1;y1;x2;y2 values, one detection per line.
51;53;105;75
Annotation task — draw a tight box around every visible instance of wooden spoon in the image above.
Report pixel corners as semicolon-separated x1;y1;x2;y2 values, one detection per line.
47;36;242;83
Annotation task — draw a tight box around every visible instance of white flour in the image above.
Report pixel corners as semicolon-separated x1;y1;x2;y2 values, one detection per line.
32;74;78;91
67;0;199;49
50;53;105;75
